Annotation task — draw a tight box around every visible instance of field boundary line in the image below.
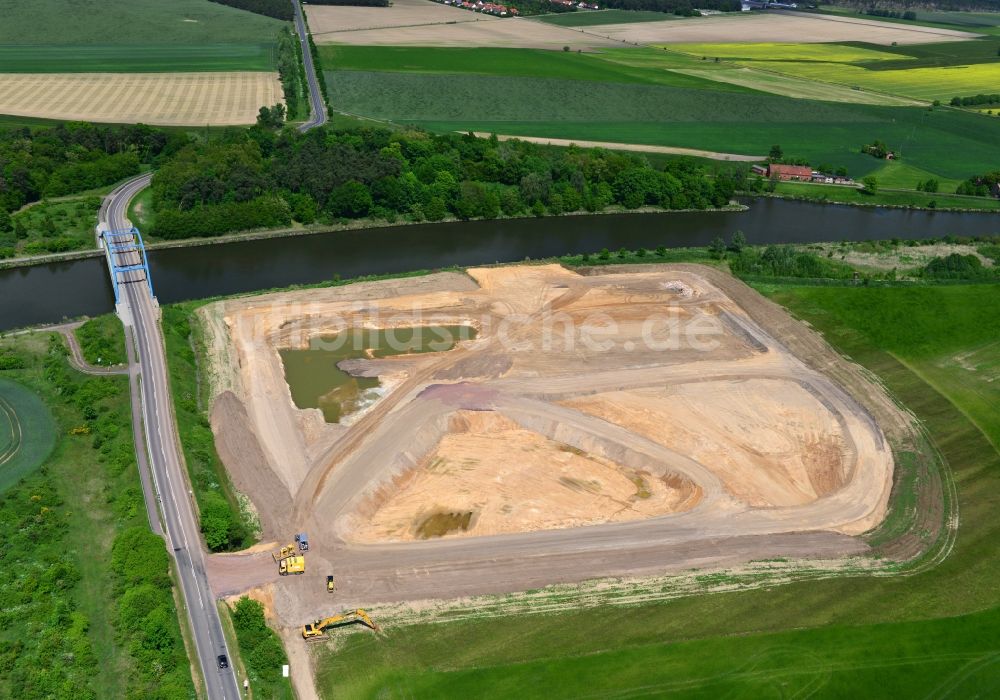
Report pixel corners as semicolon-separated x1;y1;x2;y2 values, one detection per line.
466;132;764;161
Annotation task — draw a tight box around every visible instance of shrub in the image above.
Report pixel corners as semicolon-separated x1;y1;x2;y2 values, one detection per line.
231;597;290;689
200;490;248;551
922;253;993;279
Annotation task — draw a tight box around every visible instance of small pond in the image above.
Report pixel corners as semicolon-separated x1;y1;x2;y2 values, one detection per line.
280;325;477;422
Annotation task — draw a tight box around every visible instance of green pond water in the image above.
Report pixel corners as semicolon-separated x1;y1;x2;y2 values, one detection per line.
280;326;476;423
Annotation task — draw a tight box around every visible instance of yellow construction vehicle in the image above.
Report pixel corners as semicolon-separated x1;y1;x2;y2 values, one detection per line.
279;555;305;576
271;543;298;562
301;609;378;639
326;575;335;593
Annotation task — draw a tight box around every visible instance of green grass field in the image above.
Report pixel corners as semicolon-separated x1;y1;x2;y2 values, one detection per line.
817;5;1000;36
314;279;1000;698
414;109;1000;180
0;376;55;494
321;46;745;90
749;60;1000;102
868;160;964;191
665;40;1000;102
326;70;870;124
851;39;1000;71
0;0;283;72
0;0;283;46
322;44;1000;180
533;9;677;26
0;44;277;72
662;42;902;63
772;181;1000;210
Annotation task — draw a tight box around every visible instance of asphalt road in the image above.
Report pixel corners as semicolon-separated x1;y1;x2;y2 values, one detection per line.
292;0;327;131
101;177;241;700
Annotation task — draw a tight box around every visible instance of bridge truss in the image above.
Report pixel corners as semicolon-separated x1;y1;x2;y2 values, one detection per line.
101;227;154;304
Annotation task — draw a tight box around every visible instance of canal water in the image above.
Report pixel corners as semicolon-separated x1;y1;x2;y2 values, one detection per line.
2;199;998;330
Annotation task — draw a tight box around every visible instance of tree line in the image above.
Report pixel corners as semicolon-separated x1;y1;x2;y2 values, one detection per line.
148;127;741;239
206;0;294;20
950;94;1000;107
277;27;306;120
0;122;182;214
863;7;918;19
956;170;1000;197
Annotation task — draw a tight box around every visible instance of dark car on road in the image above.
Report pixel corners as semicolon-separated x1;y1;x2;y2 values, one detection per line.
217;654;229;669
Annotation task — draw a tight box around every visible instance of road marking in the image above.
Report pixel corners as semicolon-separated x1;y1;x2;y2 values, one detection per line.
107;185;237;700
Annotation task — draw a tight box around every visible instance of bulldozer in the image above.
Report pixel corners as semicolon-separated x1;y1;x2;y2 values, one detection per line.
301;609;378;640
279;555;305;576
271;543;298;562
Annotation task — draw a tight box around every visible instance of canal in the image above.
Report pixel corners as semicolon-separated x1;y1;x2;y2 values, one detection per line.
2;199;998;330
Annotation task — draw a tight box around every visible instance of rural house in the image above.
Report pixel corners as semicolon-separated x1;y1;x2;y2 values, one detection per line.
767;164;812;181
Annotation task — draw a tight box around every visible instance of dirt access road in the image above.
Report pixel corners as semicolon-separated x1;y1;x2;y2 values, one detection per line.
470;133;765;161
201;264;905;613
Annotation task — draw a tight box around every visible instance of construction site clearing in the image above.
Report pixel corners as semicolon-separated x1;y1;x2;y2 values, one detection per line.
200;263;914;689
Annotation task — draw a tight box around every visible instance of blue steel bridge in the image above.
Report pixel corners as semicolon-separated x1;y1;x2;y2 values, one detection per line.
100;227;154;305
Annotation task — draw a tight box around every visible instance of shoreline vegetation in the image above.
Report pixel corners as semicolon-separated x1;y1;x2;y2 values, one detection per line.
6;190;1000;271
0;203;747;270
2;121;1000;268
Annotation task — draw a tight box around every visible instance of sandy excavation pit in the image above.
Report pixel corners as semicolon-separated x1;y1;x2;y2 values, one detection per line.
347;410;701;543
201;264;894;552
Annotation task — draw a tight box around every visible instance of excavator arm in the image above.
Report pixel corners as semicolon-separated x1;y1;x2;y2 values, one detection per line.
302;609;379;639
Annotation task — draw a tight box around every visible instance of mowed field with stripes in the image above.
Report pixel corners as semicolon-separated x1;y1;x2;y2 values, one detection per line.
0;0;285;125
0;72;283;125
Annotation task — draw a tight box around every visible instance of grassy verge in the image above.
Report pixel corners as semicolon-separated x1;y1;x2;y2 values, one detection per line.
771;181;1000;211
161;305;255;551
313;279;1000;698
0;330;192;698
128;187;156;232
218;602;250;695
75;314;127;366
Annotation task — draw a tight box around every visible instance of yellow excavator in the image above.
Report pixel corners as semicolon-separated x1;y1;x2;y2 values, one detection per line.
301;609;379;640
271;543;297;562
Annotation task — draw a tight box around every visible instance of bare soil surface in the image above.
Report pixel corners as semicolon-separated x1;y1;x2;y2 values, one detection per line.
308;0;495;35
564;377;848;508
200;264;907;626
582;12;980;45
348;410;701;543
309;0;617;49
0;72;282;125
